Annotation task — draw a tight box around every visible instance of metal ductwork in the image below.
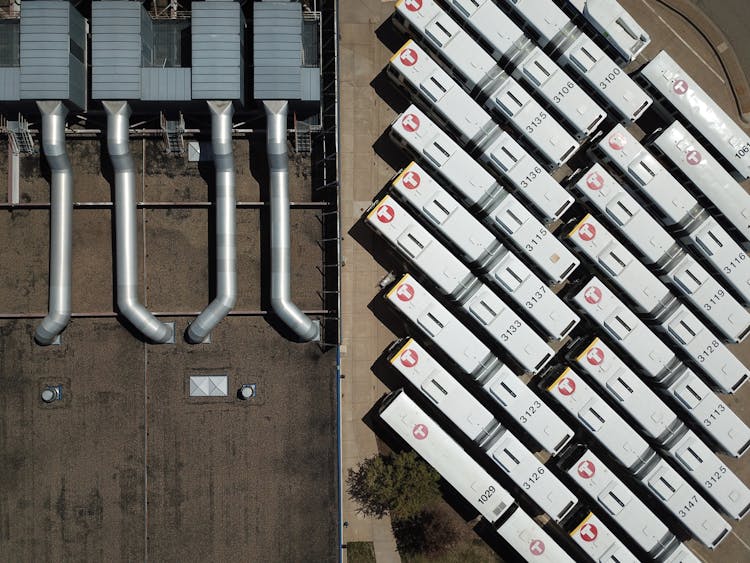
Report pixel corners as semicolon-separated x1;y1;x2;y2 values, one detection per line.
186;101;237;343
264;100;320;342
35;101;73;345
104;101;174;344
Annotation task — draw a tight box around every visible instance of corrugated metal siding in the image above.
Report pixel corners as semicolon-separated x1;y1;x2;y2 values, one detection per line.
191;2;243;102
0;68;21;100
19;1;71;102
92;2;143;100
141;68;191;100
300;66;320;102
253;1;302;100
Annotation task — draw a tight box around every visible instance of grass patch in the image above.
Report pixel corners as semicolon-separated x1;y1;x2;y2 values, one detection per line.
346;541;376;563
401;538;501;563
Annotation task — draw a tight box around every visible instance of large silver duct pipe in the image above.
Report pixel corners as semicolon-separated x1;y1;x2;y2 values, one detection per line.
35;101;73;345
186;101;237;343
104;101;174;344
264;100;320;342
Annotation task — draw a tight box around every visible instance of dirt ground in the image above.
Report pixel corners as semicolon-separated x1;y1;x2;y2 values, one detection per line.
0;134;338;562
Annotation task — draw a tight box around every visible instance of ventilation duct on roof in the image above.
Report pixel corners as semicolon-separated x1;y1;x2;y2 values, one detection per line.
187;100;237;343
264;100;320;342
104;100;174;344
34;101;73;345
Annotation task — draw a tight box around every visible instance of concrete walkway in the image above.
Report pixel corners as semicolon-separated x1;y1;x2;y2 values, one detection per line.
338;0;401;561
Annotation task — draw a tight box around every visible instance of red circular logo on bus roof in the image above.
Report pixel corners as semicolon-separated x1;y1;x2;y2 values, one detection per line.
396;283;415;302
586;171;604;191
403;0;423;11
557;377;576;396
400;348;419;368
376;204;395;223
673;79;689;95
586;347;605;366
412;423;428;440
577;460;596;479
584;286;602;305
686;150;702;165
401;113;421;133
578;222;597;242
608;133;627;151
529;540;545;556
399;47;418;67
579;522;598;542
401;170;421;190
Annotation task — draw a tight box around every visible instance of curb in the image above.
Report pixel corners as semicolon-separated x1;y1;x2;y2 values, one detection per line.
656;0;750;123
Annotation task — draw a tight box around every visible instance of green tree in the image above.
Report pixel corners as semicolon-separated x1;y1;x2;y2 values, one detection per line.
346;451;441;520
393;507;461;557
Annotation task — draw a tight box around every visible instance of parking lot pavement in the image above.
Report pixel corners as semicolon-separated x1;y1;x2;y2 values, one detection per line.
339;1;750;561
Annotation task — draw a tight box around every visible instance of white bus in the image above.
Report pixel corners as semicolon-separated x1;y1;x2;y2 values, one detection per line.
571;276;678;383
394;0;502;94
565;448;723;553
637;456;731;548
566;0;650;62
496;506;576;562
386;274;574;453
367;197;555;373
484;77;580;168
641;50;750;180
388;42;575;219
572;341;750;519
653;121;750;243
390;338;578;521
387;40;497;150
391;162;503;272
573;164;750;342
573;337;750;458
597;125;750;304
567;216;749;393
563;449;681;559
547;367;656;472
567;511;639;563
390;106;580;283
444;0;605;139
393;0;580;167
500;0;652;121
379;388;515;522
391;164;581;340
379;389;576;562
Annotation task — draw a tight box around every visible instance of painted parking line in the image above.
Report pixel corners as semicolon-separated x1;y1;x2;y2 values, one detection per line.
639;0;725;84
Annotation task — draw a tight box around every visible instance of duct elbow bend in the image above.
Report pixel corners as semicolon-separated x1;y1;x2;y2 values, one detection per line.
217;292;237;312
271;296;320;342
186;292;237;344
118;296;174;344
35;310;71;346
